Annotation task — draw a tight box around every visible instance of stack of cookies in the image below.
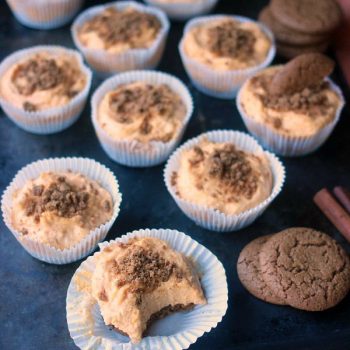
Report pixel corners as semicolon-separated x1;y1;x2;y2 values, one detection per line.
237;228;350;311
259;0;343;58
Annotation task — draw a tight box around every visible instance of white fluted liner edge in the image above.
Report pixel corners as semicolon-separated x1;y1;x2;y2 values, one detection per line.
164;130;285;232
66;228;228;350
6;0;84;29
91;70;194;167
1;157;122;264
179;15;276;99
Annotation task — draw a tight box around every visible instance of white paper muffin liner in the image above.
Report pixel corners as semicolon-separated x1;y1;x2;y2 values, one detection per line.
179;15;276;99
143;0;218;21
91;70;194;167
71;1;170;76
66;228;228;350
1;158;122;265
164;130;285;232
0;46;92;135
6;0;84;30
236;79;345;157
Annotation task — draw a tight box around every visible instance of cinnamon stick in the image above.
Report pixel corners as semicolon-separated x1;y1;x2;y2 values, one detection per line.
333;186;350;213
313;188;350;243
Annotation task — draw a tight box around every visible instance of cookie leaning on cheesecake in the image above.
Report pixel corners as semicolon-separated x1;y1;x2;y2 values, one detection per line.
237;228;350;311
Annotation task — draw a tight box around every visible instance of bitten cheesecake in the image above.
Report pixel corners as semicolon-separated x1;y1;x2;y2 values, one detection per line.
92;237;206;343
183;17;271;70
0;51;87;112
172;138;273;215
97;81;187;143
238;53;342;138
11;172;113;250
77;7;161;53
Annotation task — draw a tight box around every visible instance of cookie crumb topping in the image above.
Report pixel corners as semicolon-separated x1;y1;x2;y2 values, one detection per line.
253;75;332;116
208;145;258;199
24;176;90;219
12;58;64;96
108;84;180;139
207;20;256;60
111;246;183;295
23;101;37;112
80;7;161;49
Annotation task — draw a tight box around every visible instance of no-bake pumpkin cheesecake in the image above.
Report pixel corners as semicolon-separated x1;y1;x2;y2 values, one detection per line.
92;236;206;343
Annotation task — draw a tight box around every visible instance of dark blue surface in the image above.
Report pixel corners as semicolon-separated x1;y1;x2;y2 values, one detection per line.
0;1;349;349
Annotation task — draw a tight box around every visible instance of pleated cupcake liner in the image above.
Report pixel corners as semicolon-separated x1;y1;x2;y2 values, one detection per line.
1;157;122;265
71;1;170;75
164;130;285;232
179;15;276;99
144;0;219;21
66;228;228;350
236;79;345;157
91;70;194;167
6;0;84;30
0;45;92;135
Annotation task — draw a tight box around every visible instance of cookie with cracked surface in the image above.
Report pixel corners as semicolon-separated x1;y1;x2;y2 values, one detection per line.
269;53;335;96
276;40;330;60
237;235;286;305
258;6;329;46
270;0;343;35
259;227;350;311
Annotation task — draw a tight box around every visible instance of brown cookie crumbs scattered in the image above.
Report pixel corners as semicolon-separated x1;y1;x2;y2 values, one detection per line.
98;289;108;302
207;20;256;60
12;58;64;96
170;172;178;187
112;246;182;296
80;7;161;49
269;53;335;96
206;144;258;200
23;101;37;112
189;146;205;166
24;176;90;219
103;200;111;212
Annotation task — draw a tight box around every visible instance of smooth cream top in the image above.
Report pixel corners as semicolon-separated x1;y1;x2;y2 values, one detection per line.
174;138;273;215
183;17;271;70
92;237;206;343
11;172;113;250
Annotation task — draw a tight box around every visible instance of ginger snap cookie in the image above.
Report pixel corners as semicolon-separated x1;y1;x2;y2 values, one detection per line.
258;6;329;46
259;227;350;311
269;53;335;96
237;235;286;305
270;0;343;35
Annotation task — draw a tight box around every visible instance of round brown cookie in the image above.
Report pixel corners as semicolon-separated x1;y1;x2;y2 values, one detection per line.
259;228;350;311
237;235;287;305
270;0;343;35
277;41;329;59
258;6;329;46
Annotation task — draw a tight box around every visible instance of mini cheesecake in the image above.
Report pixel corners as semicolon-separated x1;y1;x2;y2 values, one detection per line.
172;138;273;215
97;81;187;143
91;237;206;343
